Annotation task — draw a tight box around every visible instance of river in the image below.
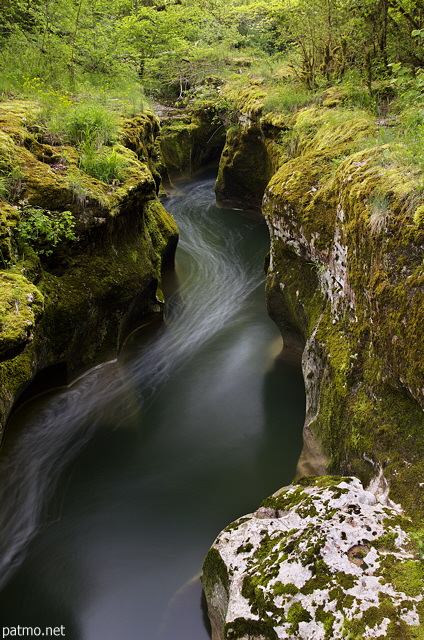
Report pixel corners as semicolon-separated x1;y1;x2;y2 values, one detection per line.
0;175;305;639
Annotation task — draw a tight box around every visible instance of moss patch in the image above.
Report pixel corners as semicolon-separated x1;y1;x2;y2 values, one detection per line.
0;272;44;360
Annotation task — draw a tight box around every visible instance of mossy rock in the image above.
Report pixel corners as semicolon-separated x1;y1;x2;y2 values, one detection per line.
203;477;424;640
263;101;424;522
0;272;44;360
215;123;273;211
0;100;179;439
0;202;20;263
159;111;226;180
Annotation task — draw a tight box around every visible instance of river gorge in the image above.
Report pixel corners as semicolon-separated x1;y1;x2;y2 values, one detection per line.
0;91;422;639
0;175;305;637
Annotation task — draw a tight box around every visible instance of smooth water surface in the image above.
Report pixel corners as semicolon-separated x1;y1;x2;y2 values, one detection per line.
0;177;305;639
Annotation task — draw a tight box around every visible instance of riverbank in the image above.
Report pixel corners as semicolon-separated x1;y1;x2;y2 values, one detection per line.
0;101;178;437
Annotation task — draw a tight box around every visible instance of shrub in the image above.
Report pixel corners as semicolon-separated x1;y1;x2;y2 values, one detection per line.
15;207;76;255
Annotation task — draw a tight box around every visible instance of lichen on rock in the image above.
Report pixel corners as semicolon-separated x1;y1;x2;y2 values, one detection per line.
202;476;424;640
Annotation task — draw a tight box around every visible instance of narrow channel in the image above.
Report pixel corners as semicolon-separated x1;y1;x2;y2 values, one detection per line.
0;174;305;639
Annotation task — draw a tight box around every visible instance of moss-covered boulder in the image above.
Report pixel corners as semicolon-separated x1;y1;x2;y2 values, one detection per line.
202;476;424;640
214;87;286;213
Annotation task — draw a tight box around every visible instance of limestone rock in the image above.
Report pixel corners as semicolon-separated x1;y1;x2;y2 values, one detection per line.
202;476;424;640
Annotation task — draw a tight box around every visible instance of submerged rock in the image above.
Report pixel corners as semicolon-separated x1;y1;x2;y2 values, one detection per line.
202;476;424;640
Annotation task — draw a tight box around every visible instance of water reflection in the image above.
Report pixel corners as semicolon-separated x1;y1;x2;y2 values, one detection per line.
0;177;305;639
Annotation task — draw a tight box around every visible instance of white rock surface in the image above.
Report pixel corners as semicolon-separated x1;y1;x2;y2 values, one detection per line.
202;476;423;640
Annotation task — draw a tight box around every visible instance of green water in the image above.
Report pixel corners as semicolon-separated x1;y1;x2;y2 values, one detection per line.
0;176;305;639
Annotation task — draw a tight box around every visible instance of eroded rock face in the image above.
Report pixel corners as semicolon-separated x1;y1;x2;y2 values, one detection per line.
262;106;424;517
215;123;274;212
159;107;226;182
0;102;179;437
202;476;423;640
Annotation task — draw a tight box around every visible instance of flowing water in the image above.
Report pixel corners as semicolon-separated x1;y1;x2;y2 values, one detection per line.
0;175;305;639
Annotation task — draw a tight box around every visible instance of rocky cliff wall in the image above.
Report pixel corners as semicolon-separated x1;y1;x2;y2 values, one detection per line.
208;88;423;514
263;105;423;515
158;104;227;182
202;87;424;639
0;101;178;438
214;87;287;212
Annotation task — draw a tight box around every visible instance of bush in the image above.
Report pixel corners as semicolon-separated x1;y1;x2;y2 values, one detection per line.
15;207;76;255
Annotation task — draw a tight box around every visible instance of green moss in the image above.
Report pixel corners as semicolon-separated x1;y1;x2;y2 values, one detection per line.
335;572;356;591
250;531;288;565
342;593;423;639
143;199;178;267
264;94;424;518
287;601;312;631
160;111;226;178
374;530;398;552
0;202;20;264
160;122;195;176
241;575;276;617
215;124;273;211
301;571;332;595
225;617;278;640
261;486;305;511
202;547;230;597
294;475;348;488
315;607;336;634
223;516;250;533
272;581;299;596
0;271;44;359
379;553;424;598
265;247;323;347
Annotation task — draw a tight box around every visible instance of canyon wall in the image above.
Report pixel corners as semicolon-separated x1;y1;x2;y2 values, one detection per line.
203;87;424;639
0;102;178;437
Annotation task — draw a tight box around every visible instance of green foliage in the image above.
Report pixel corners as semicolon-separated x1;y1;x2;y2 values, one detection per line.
389;63;424;109
263;84;314;113
15;207;76;256
0;0;423;108
23;82;121;147
78;142;130;183
65;103;119;147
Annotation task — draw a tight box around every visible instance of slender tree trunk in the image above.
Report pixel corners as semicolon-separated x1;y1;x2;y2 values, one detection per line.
70;0;84;88
380;0;388;68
